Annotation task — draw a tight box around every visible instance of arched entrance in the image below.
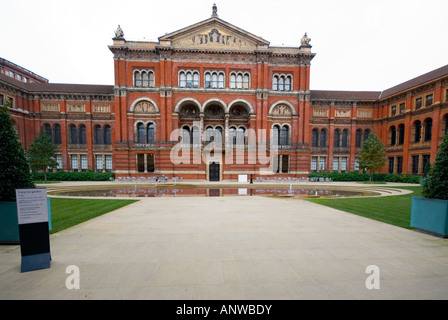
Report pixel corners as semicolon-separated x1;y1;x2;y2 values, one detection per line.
209;162;220;181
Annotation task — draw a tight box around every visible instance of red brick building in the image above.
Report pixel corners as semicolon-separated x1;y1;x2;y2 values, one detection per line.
1;6;447;180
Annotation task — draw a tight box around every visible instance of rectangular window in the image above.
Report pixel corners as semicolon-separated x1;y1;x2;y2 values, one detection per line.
56;154;63;170
399;103;405;114
412;155;419;174
340;157;347;172
388;157;394;174
95;155;103;172
105;155;113;171
281;155;289;173
422;154;430;173
311;157;318;171
354;157;360;171
333;157;339;171
391;105;397;116
425;94;433;107
0;94;4;106
415;97;423;110
137;154;145;173
80;154;88;171
71;155;78;171
147;154;155;173
397;157;403;174
319;157;326;171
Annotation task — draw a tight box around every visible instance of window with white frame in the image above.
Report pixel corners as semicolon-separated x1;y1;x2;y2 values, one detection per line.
333;157;339;171
56;154;63;170
341;157;348;172
96;155;104;171
105;155;113;171
80;154;88;171
311;157;318;171
179;70;199;88
71;155;79;171
134;70;155;88
229;71;250;89
204;71;225;89
272;74;293;91
319;157;326;171
354;157;360;171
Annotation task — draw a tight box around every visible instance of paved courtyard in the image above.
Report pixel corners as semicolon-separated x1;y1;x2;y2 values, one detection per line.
1;184;448;299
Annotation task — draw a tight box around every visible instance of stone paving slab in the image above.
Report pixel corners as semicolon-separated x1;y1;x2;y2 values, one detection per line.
1;193;447;300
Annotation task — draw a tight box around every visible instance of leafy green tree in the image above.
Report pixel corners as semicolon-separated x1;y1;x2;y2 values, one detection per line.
423;134;448;200
28;129;58;181
0;103;35;201
359;132;386;181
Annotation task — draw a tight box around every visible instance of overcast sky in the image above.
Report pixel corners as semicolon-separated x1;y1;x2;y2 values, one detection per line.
1;0;447;92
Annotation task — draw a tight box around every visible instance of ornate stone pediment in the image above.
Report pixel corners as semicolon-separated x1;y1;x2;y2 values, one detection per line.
134;100;157;113
159;17;270;51
271;104;292;116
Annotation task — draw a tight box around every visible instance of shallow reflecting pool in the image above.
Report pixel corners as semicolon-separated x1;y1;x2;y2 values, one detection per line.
52;185;378;198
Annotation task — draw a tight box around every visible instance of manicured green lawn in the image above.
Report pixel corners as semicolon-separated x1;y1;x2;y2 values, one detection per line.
49;198;138;234
306;186;422;230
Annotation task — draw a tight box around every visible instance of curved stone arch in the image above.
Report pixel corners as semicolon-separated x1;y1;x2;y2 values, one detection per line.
174;98;202;113
129;97;160;113
268;100;297;116
202;98;227;113
227;99;255;115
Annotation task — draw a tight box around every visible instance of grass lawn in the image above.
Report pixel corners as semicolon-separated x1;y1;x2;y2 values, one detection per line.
49;198;138;234
306;186;422;230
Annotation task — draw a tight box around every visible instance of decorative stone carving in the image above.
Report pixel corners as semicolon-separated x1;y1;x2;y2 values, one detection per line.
271;104;292;116
204;104;224;120
179;105;200;119
313;109;329;117
134;101;156;113
335;109;351;118
357;109;372;118
300;33;311;48
114;25;124;39
93;104;111;113
67;103;86;113
173;27;257;49
229;105;249;119
41;102;60;112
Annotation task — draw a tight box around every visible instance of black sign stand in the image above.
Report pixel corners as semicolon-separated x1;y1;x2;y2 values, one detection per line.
16;188;51;272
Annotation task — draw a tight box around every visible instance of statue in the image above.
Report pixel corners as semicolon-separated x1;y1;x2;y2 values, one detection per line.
114;25;124;39
212;3;218;17
300;32;311;48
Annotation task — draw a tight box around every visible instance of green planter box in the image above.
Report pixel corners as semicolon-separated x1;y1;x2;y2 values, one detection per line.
411;196;448;238
0;202;20;244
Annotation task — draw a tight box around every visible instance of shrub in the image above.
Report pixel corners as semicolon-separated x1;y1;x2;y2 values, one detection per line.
423;134;448;200
32;171;115;182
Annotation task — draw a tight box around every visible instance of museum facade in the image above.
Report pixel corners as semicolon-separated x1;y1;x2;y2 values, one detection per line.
1;5;448;180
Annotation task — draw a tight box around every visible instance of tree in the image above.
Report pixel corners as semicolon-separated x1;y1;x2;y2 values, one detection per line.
0;103;35;201
28;129;58;181
359;132;386;181
423;134;448;200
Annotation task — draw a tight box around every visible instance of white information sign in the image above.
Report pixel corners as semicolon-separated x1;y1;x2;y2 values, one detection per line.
16;188;48;225
238;175;248;183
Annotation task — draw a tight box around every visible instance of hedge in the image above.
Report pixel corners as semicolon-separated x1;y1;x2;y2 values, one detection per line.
309;171;420;183
32;171;115;181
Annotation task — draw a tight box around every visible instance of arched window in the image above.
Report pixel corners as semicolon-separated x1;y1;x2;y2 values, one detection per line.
218;73;225;89
334;129;341;147
280;125;289;146
237;127;246;145
285;76;291;91
186;72;193;88
205;73;211;88
229;127;237;145
319;129;327;147
94;125;103;145
424;118;432;142
398;124;405;145
69;124;78;144
53;124;61;145
43;123;52;138
146;123;155;144
149;72;155;87
363;129;371;142
215;126;223;143
278;76;284;91
205;126;214;142
414;121;422;143
104;125;112;145
179;72;186;87
182;126;191;145
341;129;349;148
272;76;278;90
142;71;149;87
355;129;362;148
312;129;319;147
79;124;87;145
390;126;396;146
134;71;142;87
137;123;145;144
273;125;280;146
193;72;199;88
